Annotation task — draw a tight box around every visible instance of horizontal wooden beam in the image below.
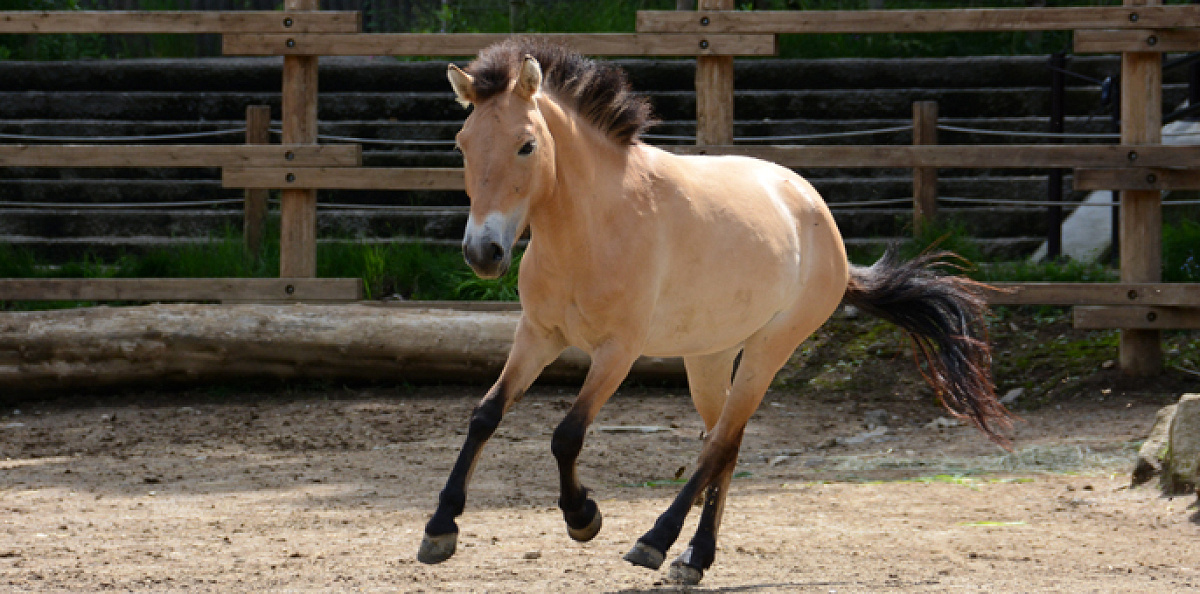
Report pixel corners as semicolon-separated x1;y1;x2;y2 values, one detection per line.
1074;306;1200;330
984;283;1200;307
223;167;464;190
0;145;361;168
1075;29;1200;54
223;33;776;57
667;144;1200;169
0;11;359;34
0;278;363;302
637;6;1200;34
1074;167;1200;191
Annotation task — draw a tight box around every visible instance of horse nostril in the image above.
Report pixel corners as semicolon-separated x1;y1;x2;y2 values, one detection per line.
488;242;505;262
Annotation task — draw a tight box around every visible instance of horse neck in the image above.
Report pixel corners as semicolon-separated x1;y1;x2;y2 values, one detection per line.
528;93;631;251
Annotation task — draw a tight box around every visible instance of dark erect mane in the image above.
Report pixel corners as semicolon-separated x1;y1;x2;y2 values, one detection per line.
465;38;656;145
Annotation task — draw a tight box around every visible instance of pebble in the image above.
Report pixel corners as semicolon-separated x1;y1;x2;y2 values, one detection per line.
523;551;541;560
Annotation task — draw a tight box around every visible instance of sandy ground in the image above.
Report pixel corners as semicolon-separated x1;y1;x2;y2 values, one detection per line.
2;382;1198;593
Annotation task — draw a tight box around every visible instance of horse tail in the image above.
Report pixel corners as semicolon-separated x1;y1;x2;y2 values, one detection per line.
843;248;1012;447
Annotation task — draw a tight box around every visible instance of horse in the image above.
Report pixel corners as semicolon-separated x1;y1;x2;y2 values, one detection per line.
417;38;1011;585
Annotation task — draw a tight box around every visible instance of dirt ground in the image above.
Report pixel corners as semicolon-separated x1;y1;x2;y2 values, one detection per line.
2;313;1199;592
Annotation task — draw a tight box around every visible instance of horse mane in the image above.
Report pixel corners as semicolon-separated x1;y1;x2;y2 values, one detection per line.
464;38;656;145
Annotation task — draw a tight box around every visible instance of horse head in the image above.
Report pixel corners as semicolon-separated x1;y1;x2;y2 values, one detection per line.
448;55;556;279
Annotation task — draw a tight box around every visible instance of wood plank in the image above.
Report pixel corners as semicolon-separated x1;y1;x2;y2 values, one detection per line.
983;283;1200;307
279;0;321;279
912;101;938;234
637;6;1200;34
223;167;464;190
0;278;362;302
1075;28;1200;54
222;33;776;57
1074;167;1200;191
243;105;271;259
1075;306;1200;330
1119;0;1164;375
695;0;735;146
665;144;1200;169
0;11;359;34
0;144;360;168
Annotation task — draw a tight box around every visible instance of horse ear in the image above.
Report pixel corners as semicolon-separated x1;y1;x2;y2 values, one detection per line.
447;64;476;108
514;54;542;100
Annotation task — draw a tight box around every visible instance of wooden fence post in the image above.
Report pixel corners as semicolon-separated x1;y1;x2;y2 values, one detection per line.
280;0;320;278
912;100;939;235
244;105;270;259
695;0;734;146
1118;0;1164;375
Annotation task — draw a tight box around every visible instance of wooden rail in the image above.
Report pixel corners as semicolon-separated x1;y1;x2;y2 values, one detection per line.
984;283;1200;307
0;278;362;302
223;167;465;190
0;145;360;168
666;145;1200;169
222;32;776;57
0;10;359;33
637;6;1200;34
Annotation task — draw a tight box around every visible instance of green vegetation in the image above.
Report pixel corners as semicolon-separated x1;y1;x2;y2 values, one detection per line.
0;224;521;311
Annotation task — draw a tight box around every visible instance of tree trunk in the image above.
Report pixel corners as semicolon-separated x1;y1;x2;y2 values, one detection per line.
0;304;683;395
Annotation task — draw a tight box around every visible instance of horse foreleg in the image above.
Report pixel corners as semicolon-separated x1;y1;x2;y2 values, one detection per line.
551;343;640;543
418;319;563;564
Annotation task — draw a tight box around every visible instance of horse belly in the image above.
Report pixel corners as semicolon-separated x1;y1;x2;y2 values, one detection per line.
641;245;799;358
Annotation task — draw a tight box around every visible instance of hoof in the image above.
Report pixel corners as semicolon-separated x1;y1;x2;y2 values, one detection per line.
623;541;665;570
416;532;458;564
567;507;603;542
667;558;704;585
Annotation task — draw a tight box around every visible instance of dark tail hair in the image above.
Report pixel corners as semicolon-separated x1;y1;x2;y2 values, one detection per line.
843;248;1012;447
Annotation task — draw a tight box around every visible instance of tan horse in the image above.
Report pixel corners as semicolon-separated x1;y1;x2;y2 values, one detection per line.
418;38;1010;585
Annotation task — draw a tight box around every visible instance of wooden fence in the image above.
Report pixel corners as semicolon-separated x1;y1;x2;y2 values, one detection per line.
1;2;1198;375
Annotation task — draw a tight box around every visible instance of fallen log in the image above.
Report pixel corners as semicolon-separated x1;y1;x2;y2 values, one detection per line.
0;304;685;395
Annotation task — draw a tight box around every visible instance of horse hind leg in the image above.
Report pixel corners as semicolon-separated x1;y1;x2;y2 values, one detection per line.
652;348;739;583
626;308;833;583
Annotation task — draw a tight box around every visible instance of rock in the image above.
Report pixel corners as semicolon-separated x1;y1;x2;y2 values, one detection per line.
924;416;961;430
593;425;670;434
769;455;791;467
862;409;889;429
523;551;541;560
837;426;889;445
1164;394;1200;495
999;387;1024;406
1131;404;1176;486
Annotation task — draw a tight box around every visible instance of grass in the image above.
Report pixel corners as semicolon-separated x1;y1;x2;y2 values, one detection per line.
0;225;521;310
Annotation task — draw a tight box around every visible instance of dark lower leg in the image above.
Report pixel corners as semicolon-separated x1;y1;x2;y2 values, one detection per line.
634;430;742;557
424;392;506;537
675;464;734;571
551;411;599;532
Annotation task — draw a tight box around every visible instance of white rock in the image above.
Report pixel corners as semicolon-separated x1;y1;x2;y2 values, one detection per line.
1000;388;1025;406
924;417;961;430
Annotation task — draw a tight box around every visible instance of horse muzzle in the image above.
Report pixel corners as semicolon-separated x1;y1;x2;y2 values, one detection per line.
462;235;510;279
462;211;520;279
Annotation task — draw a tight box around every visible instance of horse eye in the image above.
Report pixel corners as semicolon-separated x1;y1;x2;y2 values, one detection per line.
518;141;535;156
